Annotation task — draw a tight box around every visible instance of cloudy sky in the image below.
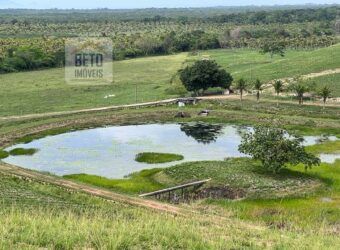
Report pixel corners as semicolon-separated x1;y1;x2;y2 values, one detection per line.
0;0;339;9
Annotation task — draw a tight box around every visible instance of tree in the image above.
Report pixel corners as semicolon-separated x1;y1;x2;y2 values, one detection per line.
179;60;233;96
291;84;307;105
253;79;263;102
272;80;284;106
290;82;308;105
318;86;332;109
260;40;286;59
234;78;247;101
239;125;320;173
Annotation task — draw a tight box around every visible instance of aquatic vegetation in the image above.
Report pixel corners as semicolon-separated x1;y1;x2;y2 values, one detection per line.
0;150;9;159
9;148;38;156
135;152;184;164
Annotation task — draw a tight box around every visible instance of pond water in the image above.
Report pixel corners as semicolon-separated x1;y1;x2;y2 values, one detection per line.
3;123;339;178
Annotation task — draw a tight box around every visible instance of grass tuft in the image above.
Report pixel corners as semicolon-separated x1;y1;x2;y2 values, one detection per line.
135;152;184;164
9;148;38;156
0;149;9;159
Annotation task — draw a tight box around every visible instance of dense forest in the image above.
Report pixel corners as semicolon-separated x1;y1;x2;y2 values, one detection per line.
0;5;339;73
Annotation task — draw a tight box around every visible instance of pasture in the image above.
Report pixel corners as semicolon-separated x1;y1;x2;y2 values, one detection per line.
1;45;340;117
0;97;339;249
1;5;340;249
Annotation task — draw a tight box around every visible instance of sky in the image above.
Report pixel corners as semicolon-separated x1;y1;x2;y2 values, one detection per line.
0;0;339;9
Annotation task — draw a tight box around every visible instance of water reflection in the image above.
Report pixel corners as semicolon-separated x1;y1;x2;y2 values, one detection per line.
180;122;224;144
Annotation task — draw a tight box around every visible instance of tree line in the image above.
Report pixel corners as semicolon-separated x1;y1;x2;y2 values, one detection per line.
0;6;339;73
234;77;333;107
0;6;338;24
0;33;337;73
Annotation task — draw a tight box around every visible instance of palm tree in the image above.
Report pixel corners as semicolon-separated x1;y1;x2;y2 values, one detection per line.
319;86;332;109
272;80;284;106
253;79;263;102
290;83;308;105
234;78;247;102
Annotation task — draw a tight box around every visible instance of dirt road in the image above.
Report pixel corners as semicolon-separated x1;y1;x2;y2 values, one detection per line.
0;98;178;121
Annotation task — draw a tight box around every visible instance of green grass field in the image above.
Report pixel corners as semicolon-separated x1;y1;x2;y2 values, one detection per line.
1;42;340;248
312;73;340;97
0;53;187;116
158;158;322;198
207;159;340;231
1;45;340;117
1;172;339;249
64;168;165;194
199;44;340;82
0;100;340;248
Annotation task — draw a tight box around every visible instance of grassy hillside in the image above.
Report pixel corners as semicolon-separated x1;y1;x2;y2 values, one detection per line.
1;45;339;117
1;170;339;249
0;53;187;116
200;44;340;82
1;157;339;248
312;73;340;97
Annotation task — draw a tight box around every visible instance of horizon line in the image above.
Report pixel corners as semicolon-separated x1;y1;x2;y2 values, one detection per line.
0;3;339;11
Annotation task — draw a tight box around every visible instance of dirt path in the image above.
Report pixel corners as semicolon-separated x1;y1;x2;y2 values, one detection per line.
2;92;338;123
0;98;178;121
274;68;340;84
302;68;340;79
262;68;340;95
0;162;182;215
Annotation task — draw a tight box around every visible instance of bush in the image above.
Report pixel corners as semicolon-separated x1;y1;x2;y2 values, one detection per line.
239;125;320;173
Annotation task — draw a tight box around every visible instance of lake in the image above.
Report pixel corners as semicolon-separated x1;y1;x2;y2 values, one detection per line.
3;123;339;178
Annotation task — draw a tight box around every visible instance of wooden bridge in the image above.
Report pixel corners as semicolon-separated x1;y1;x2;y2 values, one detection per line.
139;179;211;202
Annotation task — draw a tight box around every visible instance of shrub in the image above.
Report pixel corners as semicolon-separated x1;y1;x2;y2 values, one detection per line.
239;125;320;173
